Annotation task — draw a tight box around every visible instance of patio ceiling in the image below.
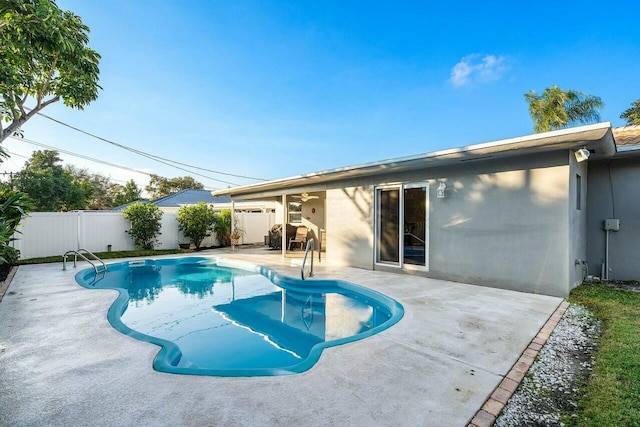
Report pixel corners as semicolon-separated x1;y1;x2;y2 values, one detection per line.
215;122;615;199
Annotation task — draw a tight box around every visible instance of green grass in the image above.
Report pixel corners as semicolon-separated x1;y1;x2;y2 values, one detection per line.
17;248;194;265
568;283;640;427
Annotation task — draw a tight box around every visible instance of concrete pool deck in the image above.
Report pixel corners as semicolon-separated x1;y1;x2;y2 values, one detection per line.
0;249;562;426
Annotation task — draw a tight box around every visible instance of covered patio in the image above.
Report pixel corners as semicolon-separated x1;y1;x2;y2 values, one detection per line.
232;191;327;260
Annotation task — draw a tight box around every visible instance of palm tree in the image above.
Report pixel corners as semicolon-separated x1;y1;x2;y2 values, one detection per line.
524;85;604;133
620;99;640;125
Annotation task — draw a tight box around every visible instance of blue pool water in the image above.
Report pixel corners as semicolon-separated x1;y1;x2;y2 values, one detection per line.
75;257;404;376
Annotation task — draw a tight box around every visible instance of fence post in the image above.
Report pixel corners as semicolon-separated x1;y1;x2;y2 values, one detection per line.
77;210;84;250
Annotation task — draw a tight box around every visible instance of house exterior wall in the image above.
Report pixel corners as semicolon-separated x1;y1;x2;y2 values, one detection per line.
421;152;570;296
569;153;589;291
300;195;325;248
275;200;284;225
587;156;640;280
322;151;573;296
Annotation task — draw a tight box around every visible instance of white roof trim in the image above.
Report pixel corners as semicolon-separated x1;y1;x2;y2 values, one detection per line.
215;122;614;197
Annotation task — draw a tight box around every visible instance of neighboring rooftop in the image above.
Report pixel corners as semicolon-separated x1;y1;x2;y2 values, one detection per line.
151;189;231;207
613;125;640;147
112;189;231;211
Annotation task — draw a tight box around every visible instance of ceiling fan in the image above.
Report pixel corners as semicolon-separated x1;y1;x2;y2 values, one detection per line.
291;192;319;202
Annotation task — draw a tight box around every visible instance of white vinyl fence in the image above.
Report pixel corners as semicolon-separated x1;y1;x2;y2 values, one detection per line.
13;211;275;260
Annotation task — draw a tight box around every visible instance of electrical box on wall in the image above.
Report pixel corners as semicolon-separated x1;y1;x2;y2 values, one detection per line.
603;219;620;231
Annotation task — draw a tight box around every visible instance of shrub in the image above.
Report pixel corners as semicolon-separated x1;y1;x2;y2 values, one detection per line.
177;202;216;250
122;203;163;250
212;209;232;247
0;186;33;265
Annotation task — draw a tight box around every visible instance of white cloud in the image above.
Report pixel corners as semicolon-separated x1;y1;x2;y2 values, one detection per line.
449;54;508;87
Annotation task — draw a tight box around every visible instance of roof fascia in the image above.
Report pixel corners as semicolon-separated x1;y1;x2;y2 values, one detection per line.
215;122;614;197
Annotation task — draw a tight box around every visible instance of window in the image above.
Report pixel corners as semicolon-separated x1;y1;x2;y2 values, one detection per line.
288;202;302;224
576;174;582;210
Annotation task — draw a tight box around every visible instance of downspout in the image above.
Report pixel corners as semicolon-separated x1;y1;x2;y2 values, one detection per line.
605;229;610;280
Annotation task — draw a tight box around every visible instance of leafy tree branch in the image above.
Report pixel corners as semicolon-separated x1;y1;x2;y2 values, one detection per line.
146;175;204;199
0;0;101;142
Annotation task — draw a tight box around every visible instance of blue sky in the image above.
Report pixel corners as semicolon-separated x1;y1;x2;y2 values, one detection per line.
3;0;639;191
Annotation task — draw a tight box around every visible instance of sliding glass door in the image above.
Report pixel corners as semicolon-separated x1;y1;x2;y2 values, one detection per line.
377;188;400;263
376;184;428;270
403;186;427;266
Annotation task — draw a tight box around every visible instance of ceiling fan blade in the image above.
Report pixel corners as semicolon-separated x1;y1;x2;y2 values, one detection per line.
290;193;319;202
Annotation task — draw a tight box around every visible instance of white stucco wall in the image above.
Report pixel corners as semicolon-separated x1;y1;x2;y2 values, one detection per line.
568;152;589;292
275;200;284;225
300;196;325;249
321;151;573;296
423;157;570;296
587;156;640;280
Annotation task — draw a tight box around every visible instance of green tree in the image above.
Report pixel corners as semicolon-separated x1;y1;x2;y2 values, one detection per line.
0;0;101;143
14;150;86;211
0;185;33;265
146;175;204;199
620;99;640;125
66;165;118;209
524;85;604;133
122;202;163;250
212;209;232;247
177;202;216;249
113;179;142;207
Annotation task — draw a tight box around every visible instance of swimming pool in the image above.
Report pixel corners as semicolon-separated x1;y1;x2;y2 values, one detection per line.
75;257;404;376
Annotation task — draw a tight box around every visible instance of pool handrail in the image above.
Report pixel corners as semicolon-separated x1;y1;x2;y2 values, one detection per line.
62;249;107;274
301;238;314;280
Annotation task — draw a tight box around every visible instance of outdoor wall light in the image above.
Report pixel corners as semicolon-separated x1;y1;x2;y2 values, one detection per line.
574;147;590;162
437;182;447;198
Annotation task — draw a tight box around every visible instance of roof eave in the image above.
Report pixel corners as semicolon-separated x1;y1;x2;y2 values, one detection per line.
214;122;614;197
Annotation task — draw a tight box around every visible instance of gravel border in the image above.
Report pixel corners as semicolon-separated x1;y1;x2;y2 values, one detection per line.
468;301;568;427
494;303;602;426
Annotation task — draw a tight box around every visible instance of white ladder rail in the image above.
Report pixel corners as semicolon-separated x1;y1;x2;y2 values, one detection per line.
62;249;107;274
301;239;315;280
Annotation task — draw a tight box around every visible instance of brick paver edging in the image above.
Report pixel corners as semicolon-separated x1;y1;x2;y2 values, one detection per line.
467;299;571;427
0;266;19;303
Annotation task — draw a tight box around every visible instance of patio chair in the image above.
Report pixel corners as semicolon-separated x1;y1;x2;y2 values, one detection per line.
268;224;282;249
288;226;308;250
